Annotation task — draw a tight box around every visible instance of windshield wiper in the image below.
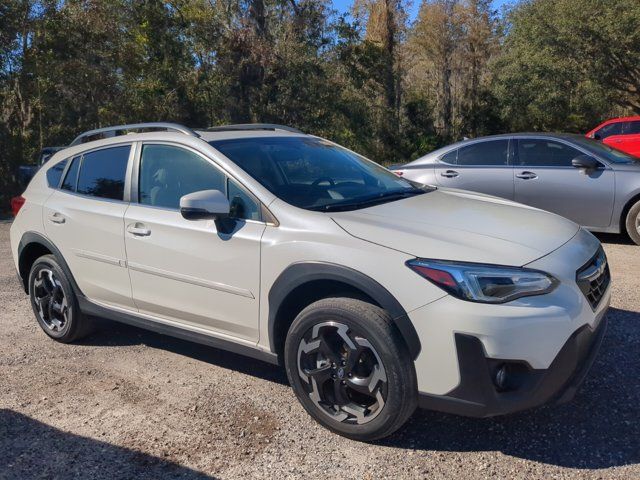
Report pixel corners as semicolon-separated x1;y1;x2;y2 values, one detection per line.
309;189;425;212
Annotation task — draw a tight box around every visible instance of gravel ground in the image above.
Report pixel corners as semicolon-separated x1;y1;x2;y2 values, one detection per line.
1;220;638;479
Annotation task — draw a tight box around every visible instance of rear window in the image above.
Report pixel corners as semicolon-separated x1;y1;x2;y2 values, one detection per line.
76;145;130;200
46;160;68;188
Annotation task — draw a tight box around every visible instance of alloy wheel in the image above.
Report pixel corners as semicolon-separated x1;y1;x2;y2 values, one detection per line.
297;321;387;424
33;268;69;332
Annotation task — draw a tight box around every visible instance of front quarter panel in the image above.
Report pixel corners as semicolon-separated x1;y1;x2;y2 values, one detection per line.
257;200;448;352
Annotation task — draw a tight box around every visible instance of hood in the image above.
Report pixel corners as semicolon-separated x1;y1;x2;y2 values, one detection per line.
331;189;580;266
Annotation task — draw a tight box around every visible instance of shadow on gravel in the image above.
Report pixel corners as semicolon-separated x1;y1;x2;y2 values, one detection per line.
383;307;640;470
594;232;635;245
0;409;215;480
79;320;288;385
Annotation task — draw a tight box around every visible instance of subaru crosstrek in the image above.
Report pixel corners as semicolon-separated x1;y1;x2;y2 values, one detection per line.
10;122;610;440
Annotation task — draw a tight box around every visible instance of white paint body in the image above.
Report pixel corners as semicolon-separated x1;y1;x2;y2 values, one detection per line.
10;129;610;397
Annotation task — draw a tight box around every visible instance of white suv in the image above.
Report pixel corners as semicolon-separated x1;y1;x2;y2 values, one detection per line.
10;123;610;440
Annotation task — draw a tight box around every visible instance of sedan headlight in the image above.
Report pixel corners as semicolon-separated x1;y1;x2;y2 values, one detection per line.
406;259;558;304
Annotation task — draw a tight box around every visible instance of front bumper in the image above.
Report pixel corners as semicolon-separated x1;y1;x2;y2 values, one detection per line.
409;228;610;416
417;315;607;417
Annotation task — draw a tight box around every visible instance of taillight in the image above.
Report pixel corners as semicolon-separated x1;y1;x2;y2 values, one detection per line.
10;196;26;216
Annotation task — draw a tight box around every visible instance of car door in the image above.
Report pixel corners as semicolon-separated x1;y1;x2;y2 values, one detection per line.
606;121;640;157
43;144;136;309
513;137;615;228
123;142;265;342
434;139;514;199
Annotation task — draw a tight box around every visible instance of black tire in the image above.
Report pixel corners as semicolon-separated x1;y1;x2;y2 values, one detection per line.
284;297;417;441
625;200;640;246
28;254;94;343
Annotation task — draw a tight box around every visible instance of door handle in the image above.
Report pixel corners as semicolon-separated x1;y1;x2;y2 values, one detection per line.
48;212;65;224
516;171;538;180
441;170;459;178
127;223;151;237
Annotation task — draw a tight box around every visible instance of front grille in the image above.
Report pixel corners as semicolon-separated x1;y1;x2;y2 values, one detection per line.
576;247;610;310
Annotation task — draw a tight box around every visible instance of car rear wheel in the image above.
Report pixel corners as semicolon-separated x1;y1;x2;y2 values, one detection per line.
284;298;417;441
625;201;640;246
28;254;94;343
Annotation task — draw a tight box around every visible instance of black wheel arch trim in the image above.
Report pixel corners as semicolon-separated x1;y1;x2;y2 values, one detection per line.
17;231;84;296
268;261;421;360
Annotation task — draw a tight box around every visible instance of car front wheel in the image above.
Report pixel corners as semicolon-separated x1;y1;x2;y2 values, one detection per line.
284;297;417;441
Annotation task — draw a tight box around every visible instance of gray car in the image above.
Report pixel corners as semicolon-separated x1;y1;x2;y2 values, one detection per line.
393;133;640;245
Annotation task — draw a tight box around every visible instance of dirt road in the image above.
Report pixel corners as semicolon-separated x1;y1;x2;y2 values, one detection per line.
1;221;638;479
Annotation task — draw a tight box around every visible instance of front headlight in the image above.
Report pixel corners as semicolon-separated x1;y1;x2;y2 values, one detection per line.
406;259;558;304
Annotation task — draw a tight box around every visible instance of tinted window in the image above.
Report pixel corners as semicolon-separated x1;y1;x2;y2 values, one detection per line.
625;121;640;134
61;156;80;192
518;139;581;167
139;144;226;210
596;122;623;139
46;159;68;188
210;137;424;211
77;145;130;200
457;140;509;166
440;149;457;164
573;136;638;164
228;178;260;221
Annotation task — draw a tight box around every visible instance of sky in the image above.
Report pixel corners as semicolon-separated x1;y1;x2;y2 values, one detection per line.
331;0;513;21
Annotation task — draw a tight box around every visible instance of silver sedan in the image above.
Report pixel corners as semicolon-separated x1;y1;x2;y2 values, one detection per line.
392;133;640;245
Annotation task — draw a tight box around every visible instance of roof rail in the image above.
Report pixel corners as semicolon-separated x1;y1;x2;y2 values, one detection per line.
206;123;303;134
69;122;200;146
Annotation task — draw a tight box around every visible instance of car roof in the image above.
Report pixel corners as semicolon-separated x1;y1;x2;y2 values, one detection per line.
435;132;584;150
195;129;307;142
405;132;588;166
598;116;640;124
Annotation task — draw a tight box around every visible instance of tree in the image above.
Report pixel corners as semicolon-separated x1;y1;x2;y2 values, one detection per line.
492;0;640;132
406;0;499;141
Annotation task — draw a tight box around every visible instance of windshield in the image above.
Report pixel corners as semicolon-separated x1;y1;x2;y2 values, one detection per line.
210;137;427;211
570;136;639;164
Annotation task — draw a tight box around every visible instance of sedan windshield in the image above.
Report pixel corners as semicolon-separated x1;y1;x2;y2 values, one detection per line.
210;137;428;211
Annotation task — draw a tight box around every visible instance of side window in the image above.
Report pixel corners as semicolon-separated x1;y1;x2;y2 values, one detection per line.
440;149;457;164
77;145;130;200
518;140;581;167
61;156;81;192
228;178;261;221
46;159;68;188
457;140;509;166
139;144;226;210
596;122;623;139
624;121;640;134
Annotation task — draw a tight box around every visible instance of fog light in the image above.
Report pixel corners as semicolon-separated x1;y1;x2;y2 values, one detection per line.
494;364;510;392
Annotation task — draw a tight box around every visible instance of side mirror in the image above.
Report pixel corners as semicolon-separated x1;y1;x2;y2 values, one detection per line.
571;155;599;171
593;133;602;140
180;190;235;233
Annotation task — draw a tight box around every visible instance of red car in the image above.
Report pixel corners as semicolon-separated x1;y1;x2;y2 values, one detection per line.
587;116;640;157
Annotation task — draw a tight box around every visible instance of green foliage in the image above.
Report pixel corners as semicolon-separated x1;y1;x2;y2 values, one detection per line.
0;0;638;211
492;0;640;131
